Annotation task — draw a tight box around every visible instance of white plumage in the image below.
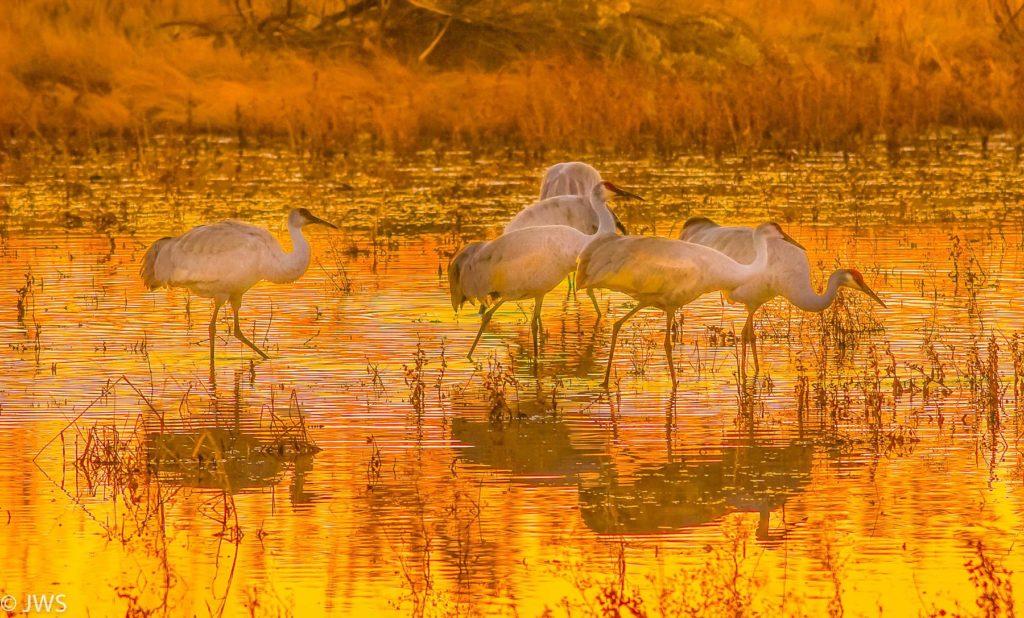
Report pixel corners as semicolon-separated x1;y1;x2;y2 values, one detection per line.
141;207;336;364
449;181;633;360
577;222;804;385
679;216;886;374
504;162;633;235
539;162;603;200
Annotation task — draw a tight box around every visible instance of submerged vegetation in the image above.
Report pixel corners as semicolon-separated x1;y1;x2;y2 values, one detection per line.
3;0;1024;153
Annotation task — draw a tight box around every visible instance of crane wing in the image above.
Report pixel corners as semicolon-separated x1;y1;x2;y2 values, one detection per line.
681;223;759;264
464;228;585;302
505;196;596;234
155;220;281;289
579;236;729;309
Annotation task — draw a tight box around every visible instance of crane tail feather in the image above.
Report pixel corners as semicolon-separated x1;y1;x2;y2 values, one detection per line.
140;237;174;290
448;244;474;312
576;234;620;290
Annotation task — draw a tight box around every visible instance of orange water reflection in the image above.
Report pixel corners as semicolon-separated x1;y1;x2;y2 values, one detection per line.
2;148;1024;616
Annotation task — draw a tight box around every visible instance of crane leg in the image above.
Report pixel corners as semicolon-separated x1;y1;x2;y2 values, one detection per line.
748;313;760;375
603;304;645;387
740;312;759;378
665;309;677;387
468;301;504;361
230;295;270;360
587;288;601;318
531;295;544;360
209;299;225;372
740;317;749;380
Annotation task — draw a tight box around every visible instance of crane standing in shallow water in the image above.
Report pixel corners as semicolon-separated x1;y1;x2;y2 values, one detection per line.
504;163;640;314
679;217;886;375
141;207;337;366
576;222;805;386
449;181;637;361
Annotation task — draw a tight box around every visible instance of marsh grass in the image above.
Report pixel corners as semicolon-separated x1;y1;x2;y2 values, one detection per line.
924;540;1017;618
365;435;383;491
56;377;319;500
482;351;519;421
624;315;657;379
964;540;1016;618
366;357;388;396
5;1;1024;154
318;235;354;294
43;375;322;615
601;518;767;618
1010;333;1024;412
403;338;428;414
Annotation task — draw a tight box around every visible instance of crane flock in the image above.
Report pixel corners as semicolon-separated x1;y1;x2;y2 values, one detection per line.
140;161;885;387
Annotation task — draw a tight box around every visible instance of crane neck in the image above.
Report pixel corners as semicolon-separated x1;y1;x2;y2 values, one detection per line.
788;269;845;312
266;222;312;284
725;229;772;288
589;186;617;237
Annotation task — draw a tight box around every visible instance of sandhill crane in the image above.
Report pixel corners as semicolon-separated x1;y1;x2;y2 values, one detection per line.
539;162;603;200
141;208;336;366
449;181;636;360
506;162;633;235
680;217;886;374
505;164;640;313
576;222;804;386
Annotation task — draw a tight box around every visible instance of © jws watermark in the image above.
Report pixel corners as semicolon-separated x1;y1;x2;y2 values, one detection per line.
0;593;68;614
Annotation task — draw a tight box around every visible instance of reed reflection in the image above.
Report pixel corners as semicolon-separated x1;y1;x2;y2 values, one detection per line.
144;371;320;504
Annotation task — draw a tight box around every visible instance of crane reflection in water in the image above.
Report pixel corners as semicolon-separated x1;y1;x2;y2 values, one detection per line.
451;380;831;544
578;437;813;542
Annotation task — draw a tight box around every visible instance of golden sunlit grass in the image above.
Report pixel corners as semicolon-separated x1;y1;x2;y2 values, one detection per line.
3;0;1024;153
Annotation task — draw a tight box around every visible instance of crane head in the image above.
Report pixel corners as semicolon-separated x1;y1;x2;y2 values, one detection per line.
756;222;806;251
599;181;644;202
842;269;886;308
290;208;338;229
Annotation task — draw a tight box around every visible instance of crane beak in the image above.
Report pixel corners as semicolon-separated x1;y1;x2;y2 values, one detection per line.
780;231;806;251
308;214;338;229
605;182;645;201
610;210;630;234
858;281;887;308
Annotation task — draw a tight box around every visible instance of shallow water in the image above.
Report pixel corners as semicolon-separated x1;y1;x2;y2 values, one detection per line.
1;137;1023;616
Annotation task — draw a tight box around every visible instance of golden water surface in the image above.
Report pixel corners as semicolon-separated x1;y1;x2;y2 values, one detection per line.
1;138;1023;616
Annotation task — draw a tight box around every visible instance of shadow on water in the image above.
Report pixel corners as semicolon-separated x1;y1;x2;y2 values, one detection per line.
451;385;821;541
450;370;607;484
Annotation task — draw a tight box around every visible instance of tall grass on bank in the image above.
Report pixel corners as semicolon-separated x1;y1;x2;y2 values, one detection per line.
2;0;1024;154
